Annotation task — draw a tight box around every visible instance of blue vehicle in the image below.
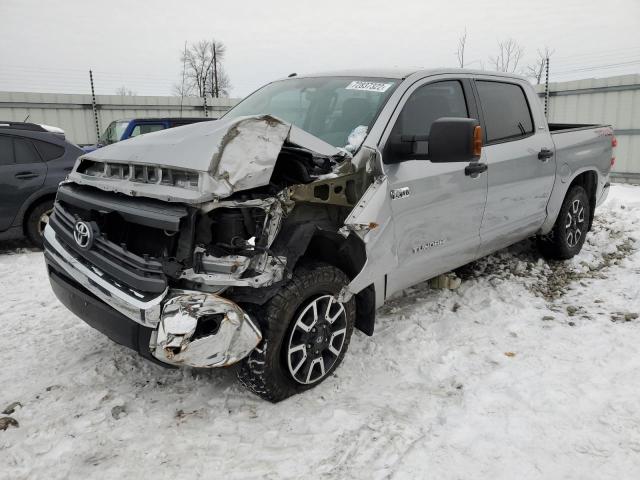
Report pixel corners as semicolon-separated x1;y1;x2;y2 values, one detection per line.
81;117;213;153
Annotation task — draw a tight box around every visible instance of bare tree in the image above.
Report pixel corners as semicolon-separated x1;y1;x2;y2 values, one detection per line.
115;85;136;96
176;39;232;98
525;47;555;84
456;29;467;68
489;38;524;72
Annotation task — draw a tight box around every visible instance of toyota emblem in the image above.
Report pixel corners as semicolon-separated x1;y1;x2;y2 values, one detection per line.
73;221;93;249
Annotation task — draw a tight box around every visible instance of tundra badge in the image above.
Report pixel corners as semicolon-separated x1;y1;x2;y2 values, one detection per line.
390;187;410;200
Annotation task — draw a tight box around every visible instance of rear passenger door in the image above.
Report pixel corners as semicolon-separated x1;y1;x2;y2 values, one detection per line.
0;135;47;230
474;78;555;254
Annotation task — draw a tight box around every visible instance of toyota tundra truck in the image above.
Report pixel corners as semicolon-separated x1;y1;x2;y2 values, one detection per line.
43;69;616;402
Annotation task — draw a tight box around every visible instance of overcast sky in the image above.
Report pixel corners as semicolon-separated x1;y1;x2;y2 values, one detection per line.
1;0;639;98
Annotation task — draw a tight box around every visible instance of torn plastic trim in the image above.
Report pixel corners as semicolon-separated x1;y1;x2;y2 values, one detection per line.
151;291;261;368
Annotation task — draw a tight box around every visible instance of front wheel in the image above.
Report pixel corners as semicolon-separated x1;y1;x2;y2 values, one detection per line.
538;185;590;260
237;262;355;402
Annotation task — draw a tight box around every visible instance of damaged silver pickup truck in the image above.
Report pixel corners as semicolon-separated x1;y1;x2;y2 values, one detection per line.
44;69;615;402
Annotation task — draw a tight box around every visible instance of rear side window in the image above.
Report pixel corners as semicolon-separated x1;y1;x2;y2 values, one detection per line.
33;139;65;161
14;138;42;164
476;81;533;142
0;135;13;165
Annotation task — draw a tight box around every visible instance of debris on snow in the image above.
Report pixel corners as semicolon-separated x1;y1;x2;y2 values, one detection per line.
0;417;19;431
2;402;22;415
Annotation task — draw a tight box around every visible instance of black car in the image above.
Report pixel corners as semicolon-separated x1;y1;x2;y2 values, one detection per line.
0;122;83;247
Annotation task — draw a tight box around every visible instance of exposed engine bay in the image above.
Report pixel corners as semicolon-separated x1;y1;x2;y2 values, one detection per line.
45;115;380;369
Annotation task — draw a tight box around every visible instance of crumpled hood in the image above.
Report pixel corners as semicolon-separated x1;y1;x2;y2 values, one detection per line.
68;115;342;202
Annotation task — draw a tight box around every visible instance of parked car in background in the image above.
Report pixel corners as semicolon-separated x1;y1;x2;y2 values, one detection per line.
81;117;214;153
0;121;83;247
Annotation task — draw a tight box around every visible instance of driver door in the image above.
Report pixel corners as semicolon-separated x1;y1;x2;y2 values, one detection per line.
382;77;488;295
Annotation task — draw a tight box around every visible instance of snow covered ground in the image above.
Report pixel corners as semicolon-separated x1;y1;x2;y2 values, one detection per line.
1;185;639;480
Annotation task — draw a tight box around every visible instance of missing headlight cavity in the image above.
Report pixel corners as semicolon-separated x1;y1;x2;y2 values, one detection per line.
193;313;224;339
195;206;268;259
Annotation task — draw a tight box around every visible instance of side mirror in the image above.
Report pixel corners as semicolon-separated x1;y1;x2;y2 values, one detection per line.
429;117;482;163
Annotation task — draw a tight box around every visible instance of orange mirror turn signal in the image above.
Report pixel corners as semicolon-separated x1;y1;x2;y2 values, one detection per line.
473;126;483;157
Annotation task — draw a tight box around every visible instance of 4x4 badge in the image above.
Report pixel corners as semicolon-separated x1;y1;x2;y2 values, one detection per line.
390;187;410;200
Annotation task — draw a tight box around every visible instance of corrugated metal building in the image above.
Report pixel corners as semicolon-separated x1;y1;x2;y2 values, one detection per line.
0;92;238;145
537;74;640;182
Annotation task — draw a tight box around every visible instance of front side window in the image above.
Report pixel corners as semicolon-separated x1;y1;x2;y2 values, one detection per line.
224;77;399;151
101;121;130;145
391;80;469;138
476;81;533;143
385;80;469;161
130;123;164;138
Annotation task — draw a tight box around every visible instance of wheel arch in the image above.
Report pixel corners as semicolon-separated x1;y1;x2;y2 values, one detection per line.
296;230;376;337
229;205;377;336
541;167;600;235
567;170;598;230
20;191;57;235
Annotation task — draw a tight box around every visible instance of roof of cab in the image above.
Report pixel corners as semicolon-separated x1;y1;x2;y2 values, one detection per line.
288;68;529;82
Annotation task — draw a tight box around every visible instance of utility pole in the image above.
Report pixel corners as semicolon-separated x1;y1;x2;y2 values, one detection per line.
212;41;219;98
180;40;187;117
89;70;101;142
203;91;208;117
544;56;550;120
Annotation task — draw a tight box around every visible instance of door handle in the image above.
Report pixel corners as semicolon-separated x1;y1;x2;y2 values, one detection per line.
465;162;488;177
538;148;554;161
15;171;39;180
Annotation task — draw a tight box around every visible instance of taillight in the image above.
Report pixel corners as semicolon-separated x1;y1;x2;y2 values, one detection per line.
611;135;617;167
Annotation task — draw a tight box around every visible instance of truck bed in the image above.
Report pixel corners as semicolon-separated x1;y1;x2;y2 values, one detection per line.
548;123;606;133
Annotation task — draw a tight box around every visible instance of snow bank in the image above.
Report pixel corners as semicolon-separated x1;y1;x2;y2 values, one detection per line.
1;185;639;479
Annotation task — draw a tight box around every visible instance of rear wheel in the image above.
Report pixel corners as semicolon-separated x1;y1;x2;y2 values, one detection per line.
538;185;590;260
237;262;355;402
25;200;54;249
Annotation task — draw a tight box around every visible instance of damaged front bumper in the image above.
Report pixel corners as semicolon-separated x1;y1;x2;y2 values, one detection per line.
43;225;262;368
150;293;261;367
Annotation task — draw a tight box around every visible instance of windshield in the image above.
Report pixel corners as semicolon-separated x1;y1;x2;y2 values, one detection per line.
101;120;130;145
224;77;399;151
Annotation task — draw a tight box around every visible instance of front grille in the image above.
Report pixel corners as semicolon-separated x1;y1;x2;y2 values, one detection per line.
50;201;168;294
76;159;200;190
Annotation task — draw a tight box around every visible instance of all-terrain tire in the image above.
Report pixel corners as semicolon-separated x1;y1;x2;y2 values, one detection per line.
237;262;355;402
25;199;54;249
538;185;590;260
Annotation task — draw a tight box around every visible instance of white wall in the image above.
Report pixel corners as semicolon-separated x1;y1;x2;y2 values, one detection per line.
0;92;239;145
536;74;640;178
